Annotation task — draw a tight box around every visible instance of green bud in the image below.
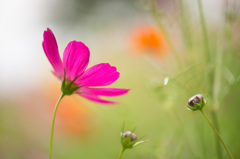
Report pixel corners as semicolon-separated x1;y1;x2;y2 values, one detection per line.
187;94;206;111
120;130;147;150
123;131;138;142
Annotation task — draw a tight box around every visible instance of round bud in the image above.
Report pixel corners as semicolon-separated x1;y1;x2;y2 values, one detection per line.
188;94;204;107
123;131;138;141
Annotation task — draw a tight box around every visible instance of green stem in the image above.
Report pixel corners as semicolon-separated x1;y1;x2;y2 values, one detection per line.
179;0;192;48
197;0;211;63
197;1;224;158
197;0;214;99
151;0;184;68
142;55;193;94
211;19;224;159
118;148;126;159
49;93;65;159
200;110;234;159
211;111;223;159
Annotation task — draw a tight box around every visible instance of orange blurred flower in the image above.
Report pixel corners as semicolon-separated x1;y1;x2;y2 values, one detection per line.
46;82;93;137
130;25;169;57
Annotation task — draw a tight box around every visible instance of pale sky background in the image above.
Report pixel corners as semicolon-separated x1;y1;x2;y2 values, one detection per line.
0;0;224;97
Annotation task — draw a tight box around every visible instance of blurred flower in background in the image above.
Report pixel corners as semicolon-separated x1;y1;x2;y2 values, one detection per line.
44;82;93;137
130;25;169;58
1;79;96;159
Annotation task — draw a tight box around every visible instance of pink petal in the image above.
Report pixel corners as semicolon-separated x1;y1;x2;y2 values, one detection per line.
76;63;119;87
63;41;90;81
79;92;117;104
42;28;63;77
81;87;130;97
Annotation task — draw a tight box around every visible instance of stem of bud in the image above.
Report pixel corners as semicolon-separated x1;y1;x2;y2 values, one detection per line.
200;110;234;159
118;148;126;159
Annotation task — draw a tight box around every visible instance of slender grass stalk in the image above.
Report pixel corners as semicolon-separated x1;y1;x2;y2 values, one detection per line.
118;148;126;159
179;0;192;48
170;109;199;157
197;0;214;106
211;111;223;159
200;110;234;159
49;93;65;159
212;22;225;159
142;55;169;76
142;55;196;94
197;0;211;62
151;0;184;68
197;1;224;158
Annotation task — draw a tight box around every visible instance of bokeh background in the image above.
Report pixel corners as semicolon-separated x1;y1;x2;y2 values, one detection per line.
0;0;240;158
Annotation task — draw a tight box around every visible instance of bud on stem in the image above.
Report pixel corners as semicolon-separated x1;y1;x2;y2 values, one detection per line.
187;94;206;111
123;131;138;142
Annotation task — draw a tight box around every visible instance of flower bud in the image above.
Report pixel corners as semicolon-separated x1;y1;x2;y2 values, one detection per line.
187;94;206;111
123;131;138;141
120;130;147;150
188;94;203;107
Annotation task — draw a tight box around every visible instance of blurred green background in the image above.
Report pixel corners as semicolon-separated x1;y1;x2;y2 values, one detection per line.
0;0;240;158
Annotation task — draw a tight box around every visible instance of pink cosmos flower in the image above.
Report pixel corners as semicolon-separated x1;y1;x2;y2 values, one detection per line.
42;28;129;104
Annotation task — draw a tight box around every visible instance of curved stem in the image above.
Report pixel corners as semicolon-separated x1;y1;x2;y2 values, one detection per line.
49;93;65;159
118;148;125;159
200;110;234;159
197;1;225;158
211;111;223;159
